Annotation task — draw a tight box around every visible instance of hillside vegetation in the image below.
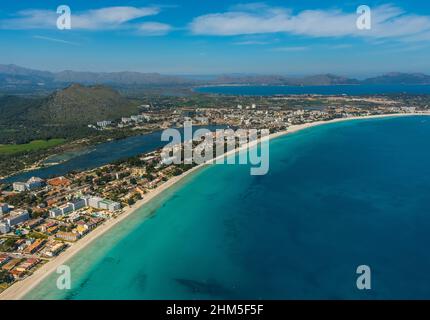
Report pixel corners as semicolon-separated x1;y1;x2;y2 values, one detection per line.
27;84;137;125
0;84;139;144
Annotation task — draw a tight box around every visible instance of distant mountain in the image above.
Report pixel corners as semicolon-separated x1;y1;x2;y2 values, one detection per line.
363;72;430;85
212;73;360;86
289;74;360;86
53;70;195;85
0;64;53;80
0;64;195;92
212;74;289;85
0;65;54;91
1;64;430;90
211;72;430;86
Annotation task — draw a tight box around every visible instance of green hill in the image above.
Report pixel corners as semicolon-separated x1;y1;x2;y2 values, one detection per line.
0;84;139;144
28;84;138;125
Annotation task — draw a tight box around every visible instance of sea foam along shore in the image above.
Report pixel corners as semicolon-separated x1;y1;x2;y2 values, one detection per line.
0;112;428;300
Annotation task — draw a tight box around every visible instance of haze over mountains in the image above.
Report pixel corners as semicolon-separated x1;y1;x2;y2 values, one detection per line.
0;64;195;90
1;64;430;92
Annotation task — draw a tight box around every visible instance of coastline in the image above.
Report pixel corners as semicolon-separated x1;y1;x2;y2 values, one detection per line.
0;163;206;300
1;112;428;300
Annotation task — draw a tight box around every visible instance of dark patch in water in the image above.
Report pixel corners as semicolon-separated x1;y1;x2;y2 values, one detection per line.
239;184;265;201
169;194;180;200
64;277;91;299
147;209;158;219
174;278;232;297
132;271;148;294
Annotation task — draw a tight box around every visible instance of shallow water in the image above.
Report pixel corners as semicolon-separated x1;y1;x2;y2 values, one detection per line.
26;116;430;299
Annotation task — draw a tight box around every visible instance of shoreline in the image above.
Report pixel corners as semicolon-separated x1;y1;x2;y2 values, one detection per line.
0;163;206;300
0;125;223;183
1;112;428;300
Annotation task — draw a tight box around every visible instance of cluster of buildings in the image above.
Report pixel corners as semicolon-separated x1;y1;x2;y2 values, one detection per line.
92;109;214;131
0;172;125;289
0;253;40;280
86;102;376;134
12;177;44;192
49;196;120;218
92;112;153;130
120;114;151;125
0;209;30;234
0;96;426;292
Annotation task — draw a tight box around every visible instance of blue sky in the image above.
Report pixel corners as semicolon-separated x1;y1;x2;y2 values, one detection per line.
1;0;430;76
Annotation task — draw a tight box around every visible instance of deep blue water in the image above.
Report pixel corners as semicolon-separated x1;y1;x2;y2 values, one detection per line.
1;126;224;184
26;116;430;299
196;84;430;95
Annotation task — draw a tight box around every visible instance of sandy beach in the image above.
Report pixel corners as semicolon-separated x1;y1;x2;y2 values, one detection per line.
1;112;428;300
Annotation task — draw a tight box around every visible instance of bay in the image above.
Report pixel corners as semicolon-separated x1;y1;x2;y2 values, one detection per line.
25;116;430;299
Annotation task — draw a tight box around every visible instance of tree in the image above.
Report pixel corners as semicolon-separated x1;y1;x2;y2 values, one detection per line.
0;270;13;284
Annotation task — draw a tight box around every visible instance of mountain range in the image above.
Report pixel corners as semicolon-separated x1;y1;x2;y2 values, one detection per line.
1;64;430;92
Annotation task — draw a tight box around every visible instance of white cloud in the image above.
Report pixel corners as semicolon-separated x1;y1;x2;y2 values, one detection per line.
72;7;160;30
138;22;172;36
0;10;58;29
0;6;166;31
189;4;430;41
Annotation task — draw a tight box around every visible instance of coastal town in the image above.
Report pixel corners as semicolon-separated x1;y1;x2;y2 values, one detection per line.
0;95;428;294
2;0;430;305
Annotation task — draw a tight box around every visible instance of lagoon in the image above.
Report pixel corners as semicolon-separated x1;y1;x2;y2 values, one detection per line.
1;125;224;184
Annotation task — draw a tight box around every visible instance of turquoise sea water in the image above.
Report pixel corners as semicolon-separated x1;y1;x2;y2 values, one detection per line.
26;116;430;299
